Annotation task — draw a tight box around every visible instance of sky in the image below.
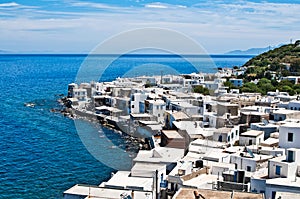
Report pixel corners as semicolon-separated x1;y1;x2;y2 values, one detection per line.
0;0;299;54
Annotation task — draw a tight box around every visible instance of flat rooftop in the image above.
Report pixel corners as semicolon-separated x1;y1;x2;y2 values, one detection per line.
272;109;299;114
240;130;264;137
133;147;185;164
104;171;153;191
173;188;264;199
63;184;153;199
161;130;183;139
280;122;300;128
167;111;189;120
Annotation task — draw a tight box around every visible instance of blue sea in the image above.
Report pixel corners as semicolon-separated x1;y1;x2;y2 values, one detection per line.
0;54;252;198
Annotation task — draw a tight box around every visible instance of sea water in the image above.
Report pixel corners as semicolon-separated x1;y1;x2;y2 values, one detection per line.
0;54;252;198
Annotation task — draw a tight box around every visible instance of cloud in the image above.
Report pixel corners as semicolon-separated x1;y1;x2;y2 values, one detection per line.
0;0;299;53
145;3;168;9
70;2;121;10
144;2;187;9
0;2;19;7
0;1;38;10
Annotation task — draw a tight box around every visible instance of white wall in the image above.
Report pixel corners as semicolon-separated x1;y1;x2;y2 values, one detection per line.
131;93;148;114
279;124;300;149
268;159;297;179
149;102;166;124
213;126;239;146
239;134;264;146
230;155;257;172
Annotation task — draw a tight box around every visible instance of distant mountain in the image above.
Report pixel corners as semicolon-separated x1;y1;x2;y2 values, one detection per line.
0;49;11;54
226;44;284;55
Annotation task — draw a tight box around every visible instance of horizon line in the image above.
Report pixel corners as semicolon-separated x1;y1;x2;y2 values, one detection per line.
0;53;256;57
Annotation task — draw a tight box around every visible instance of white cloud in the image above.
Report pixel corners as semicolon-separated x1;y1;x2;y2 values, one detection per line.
145;3;168;9
144;2;187;9
0;1;38;10
70;2;121;10
0;0;299;53
0;2;19;7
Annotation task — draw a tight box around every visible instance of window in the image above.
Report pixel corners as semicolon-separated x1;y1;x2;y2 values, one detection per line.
218;135;222;142
246;166;251;171
287;150;294;162
227;136;230;142
272;191;276;199
288;132;294;142
249;139;253;145
275;165;281;175
236;130;238;136
231;132;234;139
131;105;134;108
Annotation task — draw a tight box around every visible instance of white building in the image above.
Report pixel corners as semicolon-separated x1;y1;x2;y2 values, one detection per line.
250;122;278;140
271;109;300;121
169;100;200;116
145;99;166;124
212;126;239;146
268;156;298;179
279;122;300;149
281;76;300;84
182;73;205;87
230;152;272;172
130;93;148;114
72;88;87;101
239;130;264;146
288;100;300;111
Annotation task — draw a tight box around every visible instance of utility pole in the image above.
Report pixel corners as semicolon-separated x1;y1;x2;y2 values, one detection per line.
155;170;159;199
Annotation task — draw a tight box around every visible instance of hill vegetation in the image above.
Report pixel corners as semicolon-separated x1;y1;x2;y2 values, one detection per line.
225;40;300;95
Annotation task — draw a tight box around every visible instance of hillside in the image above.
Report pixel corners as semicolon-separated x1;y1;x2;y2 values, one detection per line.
243;40;300;75
225;40;300;96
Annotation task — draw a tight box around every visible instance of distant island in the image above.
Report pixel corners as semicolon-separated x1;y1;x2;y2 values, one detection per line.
226;44;284;55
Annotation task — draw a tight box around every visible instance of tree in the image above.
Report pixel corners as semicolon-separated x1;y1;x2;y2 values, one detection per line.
265;71;272;80
193;85;210;95
290;58;300;73
224;81;237;88
240;82;261;93
280;85;295;96
278;79;294;88
257;78;276;95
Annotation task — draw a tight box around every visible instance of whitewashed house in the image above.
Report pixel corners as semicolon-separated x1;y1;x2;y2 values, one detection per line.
230;151;272;172
130;93;148;114
145;99;166;124
279;122;300;149
213;126;239;146
239;130;264;146
288;100;300;111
